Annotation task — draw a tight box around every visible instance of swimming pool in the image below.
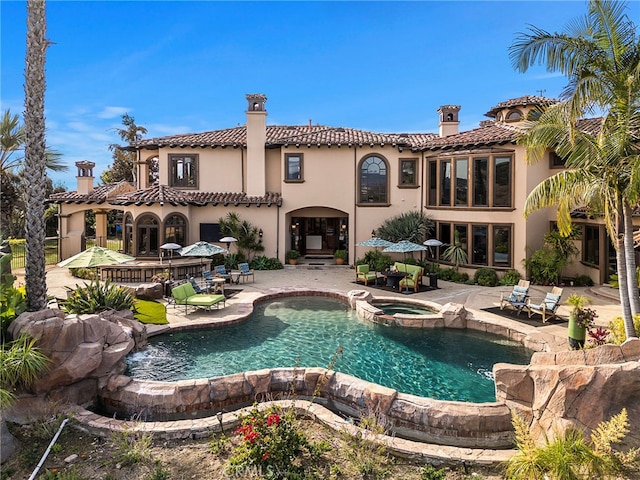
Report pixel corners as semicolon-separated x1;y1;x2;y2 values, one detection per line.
126;296;533;402
373;301;438;315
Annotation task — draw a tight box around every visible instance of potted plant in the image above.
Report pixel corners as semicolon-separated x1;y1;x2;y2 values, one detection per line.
566;293;598;350
285;249;300;265
333;249;347;265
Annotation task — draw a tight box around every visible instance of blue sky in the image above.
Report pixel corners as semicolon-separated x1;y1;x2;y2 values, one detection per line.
3;1;636;189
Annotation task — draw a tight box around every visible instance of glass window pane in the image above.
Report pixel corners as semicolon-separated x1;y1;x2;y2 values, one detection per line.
584;225;599;265
455;158;468;206
493;226;511;266
438;223;451;260
286;155;302;180
428;161;437;205
170;155;198;187
473;157;488;206
494;157;511;207
359;156;387;203
440;160;451;205
472;225;488;265
400;159;416;185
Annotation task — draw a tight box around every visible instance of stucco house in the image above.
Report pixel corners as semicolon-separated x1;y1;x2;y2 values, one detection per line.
50;93;618;284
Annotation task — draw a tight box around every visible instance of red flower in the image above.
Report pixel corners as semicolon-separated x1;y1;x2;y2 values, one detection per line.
262;452;270;460
245;431;260;443
267;413;281;426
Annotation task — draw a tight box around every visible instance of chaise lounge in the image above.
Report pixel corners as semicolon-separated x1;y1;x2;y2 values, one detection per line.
171;282;226;314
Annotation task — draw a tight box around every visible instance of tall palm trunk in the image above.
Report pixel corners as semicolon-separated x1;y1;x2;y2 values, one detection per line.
23;0;48;311
623;202;640;329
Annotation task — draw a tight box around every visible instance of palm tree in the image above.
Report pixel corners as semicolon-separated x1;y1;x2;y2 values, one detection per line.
510;0;640;339
23;0;49;311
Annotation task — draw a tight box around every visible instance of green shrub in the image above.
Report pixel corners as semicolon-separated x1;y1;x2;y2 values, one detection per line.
250;256;284;270
111;427;153;466
573;274;594;287
0;252;26;340
608;315;640;344
357;250;393;272
63;280;136;315
500;269;522;286
68;267;98;280
474;267;499;286
420;464;447;480
285;249;300;261
227;404;322;479
505;409;639;479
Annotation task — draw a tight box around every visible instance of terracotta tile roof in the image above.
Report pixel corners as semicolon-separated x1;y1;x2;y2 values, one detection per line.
110;185;281;207
48;181;136;203
484;95;558;118
419;122;523;151
51;183;282;208
129;125;431;150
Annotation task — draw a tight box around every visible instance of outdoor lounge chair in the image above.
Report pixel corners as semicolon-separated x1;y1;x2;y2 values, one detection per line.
356;264;378;286
171;282;225;314
238;262;255;283
499;280;531;312
214;264;231;282
399;269;421;293
525;286;563;323
189;276;208;294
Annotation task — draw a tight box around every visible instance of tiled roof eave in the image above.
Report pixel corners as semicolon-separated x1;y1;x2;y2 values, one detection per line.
421;138;517;152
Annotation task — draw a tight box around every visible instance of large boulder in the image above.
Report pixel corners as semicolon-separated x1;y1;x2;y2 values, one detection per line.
7;308;146;400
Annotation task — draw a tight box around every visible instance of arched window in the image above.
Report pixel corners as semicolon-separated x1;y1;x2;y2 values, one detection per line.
164;214;187;247
136;214;159;257
506;110;522;122
359;155;388;204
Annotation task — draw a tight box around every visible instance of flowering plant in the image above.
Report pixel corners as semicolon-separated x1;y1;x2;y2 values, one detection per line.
227;405;313;479
573;307;598;329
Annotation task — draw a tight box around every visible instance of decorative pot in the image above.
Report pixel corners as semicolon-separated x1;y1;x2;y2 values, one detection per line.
288;259;298;265
568;314;586;350
335;258;345;265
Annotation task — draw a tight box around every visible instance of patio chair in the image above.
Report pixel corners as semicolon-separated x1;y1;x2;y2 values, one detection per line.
399;269;421;293
189;276;208;294
525;286;563;323
214;264;231;282
499;280;531;312
356;264;378;286
238;262;255;283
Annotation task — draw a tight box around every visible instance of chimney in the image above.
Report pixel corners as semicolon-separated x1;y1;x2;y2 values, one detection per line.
76;161;95;194
245;94;267;197
437;105;461;137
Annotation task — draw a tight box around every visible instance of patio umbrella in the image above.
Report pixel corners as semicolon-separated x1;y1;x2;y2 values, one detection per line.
382;240;428;256
178;241;228;258
355;237;395;249
57;246;135;269
178;242;228;269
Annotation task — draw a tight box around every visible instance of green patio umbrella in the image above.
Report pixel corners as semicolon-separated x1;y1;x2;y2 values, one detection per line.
57;246;135;269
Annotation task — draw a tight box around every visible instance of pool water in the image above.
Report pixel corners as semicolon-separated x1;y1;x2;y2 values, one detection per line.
126;297;532;402
374;302;437;315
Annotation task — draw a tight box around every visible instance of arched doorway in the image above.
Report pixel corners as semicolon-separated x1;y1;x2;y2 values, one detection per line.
123;213;134;255
289;207;348;258
136;214;159;257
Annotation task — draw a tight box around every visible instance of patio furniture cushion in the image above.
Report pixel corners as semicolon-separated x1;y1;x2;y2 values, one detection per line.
526;287;563;323
238;262;255;283
356;264;378;286
214;265;231;281
499;280;530;310
393;262;424;286
171;283;225;313
399;269;421;293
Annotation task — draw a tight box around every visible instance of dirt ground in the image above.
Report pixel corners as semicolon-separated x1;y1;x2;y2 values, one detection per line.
3;416;505;480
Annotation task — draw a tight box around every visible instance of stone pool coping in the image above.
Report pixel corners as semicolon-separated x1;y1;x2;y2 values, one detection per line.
69;399;516;467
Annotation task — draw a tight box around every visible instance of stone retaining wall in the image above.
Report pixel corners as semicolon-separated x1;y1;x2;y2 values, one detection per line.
98;366;515;448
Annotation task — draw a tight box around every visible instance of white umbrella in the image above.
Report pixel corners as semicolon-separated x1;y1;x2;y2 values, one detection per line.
160;243;182;279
